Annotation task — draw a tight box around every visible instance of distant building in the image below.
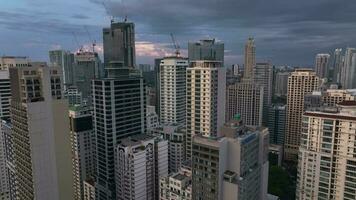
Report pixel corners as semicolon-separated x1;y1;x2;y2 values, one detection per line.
315;53;330;79
284;69;320;161
192;117;269;200
0;56;30;70
186;60;226;159
49;50;74;88
330;48;343;83
297;102;356;200
147;105;159;130
9;65;74;199
232;64;240;76
69;105;96;200
226;82;263;126
115;134;168;200
273;71;290;98
243;37;256;80
159;57;188;125
340;48;356;89
188;39;224;62
64;86;83;106
139;64;152;72
0;71;10;120
267;104;286;146
149;124;186;173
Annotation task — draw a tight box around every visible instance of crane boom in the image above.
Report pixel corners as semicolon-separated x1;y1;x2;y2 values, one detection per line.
170;33;180;57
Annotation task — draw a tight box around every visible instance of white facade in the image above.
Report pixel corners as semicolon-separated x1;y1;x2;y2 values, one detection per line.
159;57;188;125
0;56;30;70
297;102;356;200
115;135;168;200
0;71;10;120
159;169;192;200
83;179;96;200
147;105;159;131
186;60;226;159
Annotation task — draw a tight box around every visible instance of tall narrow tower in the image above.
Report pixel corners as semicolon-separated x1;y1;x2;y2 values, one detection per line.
243;37;256;80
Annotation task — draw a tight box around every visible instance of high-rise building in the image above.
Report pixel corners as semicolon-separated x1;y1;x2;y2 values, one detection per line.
232;64;240;76
0;71;10;120
296;102;356;200
159;57;188;125
192;117;269;200
154;58;163;119
83;179;96;200
243;37;256;80
315;54;330;79
49;50;75;87
225;82;263;126
69;105;96;200
188;39;224;62
284;69;320;161
103;22;135;68
92;74;146;200
254;62;273;125
1;120;15;200
0;56;30;70
139;64;152;72
186;60;226;159
340;48;356;89
159;166;192;200
64;86;83;106
149;124;186;173
147;105;159;130
73;51;102;103
0;121;10;200
115;134;168;200
9;65;74;199
273;70;290;99
267;104;286;145
330;48;343;83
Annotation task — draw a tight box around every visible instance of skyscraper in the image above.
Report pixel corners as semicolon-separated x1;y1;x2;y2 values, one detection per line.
159;57;188;125
69;105;96;200
284;69;320;161
225;82;263;126
330;48;343;83
254;62;273;125
296;102;356;200
243;37;256;80
49;50;74;88
0;120;10;199
186;60;226;159
192;117;269;200
340;48;356;89
0;70;10;120
267;104;286;145
315;53;330;79
114;134;168;200
9;65;74;199
103;22;135;68
188;39;224;62
92;75;146;200
273;70;290;99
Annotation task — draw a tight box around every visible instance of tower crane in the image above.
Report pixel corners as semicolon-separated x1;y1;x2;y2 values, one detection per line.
170;33;181;57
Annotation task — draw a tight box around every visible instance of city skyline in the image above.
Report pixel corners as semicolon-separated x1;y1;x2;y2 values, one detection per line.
1;0;356;66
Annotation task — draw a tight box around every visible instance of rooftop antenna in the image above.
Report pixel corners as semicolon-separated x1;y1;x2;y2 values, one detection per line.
170;33;181;57
84;26;96;53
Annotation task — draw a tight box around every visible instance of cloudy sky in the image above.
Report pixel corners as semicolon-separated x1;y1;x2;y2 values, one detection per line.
1;0;356;66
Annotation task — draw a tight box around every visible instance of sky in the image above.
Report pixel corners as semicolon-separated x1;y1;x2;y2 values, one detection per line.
0;0;356;66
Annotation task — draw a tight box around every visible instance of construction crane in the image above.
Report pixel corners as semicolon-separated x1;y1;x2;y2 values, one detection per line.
102;0;114;24
84;26;96;53
170;33;180;57
72;32;83;52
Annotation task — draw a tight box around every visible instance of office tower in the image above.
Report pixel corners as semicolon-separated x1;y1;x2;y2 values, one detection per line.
186;61;226;159
315;54;330;79
296;102;356;200
147;105;159;130
139;64;152;72
232;64;240;76
254;62;273;125
83;179;96;200
284;69;320;161
0;121;10;199
115;134;168;200
0;56;30;70
226;82;263;126
92;75;146;200
267;104;286;145
69;105;96;200
273;71;290;99
188;39;224;62
340;48;356;89
192;117;269;200
49;50;75;87
73;51;102;103
0;71;10;120
154;58;163;119
159;166;192;200
103;22;135;68
64;86;83;106
330;48;343;83
9;65;74;199
243;37;256;80
159;57;188;125
149;124;186;173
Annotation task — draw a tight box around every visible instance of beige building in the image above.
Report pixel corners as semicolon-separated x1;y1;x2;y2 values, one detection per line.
186;60;226;159
9;64;74;200
297;101;356;200
243;37;256;80
284;69;320;161
159;167;192;200
226;82;263;126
